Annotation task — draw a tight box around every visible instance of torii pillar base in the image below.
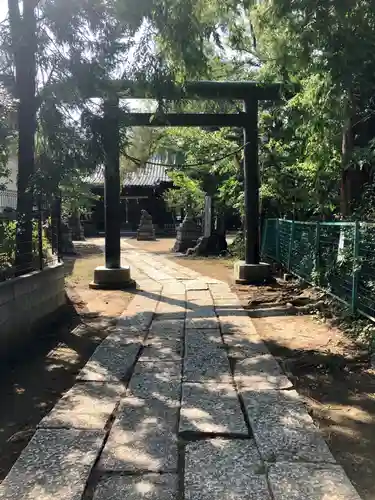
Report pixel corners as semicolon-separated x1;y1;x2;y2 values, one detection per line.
234;261;271;285
89;265;136;290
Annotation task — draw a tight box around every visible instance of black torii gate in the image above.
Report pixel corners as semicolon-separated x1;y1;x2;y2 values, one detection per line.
90;80;283;288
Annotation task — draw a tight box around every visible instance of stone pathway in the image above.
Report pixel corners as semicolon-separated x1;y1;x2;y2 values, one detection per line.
0;243;362;499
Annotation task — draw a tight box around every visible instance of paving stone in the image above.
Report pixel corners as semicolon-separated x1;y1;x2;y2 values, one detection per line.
162;282;186;295
148;319;184;339
99;395;178;472
77;342;140;382
268;463;361;500
180;382;247;435
0;428;104;500
118;293;159;330
130;361;182;400
39;382;123;430
184;329;231;382
99;328;145;345
141;337;182;361
136;280;162;292
185;281;209;291
93;474;178;500
213;298;242;307
241;389;335;462
185;307;218;329
129;368;181;400
155;298;186;319
223;332;271;358
186;290;214;304
185;438;270;500
232;355;293;390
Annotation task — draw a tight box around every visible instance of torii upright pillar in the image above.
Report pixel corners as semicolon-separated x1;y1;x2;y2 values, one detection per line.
90;97;135;289
234;99;271;283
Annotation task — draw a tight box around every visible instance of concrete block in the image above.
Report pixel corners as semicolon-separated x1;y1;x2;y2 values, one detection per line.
93;474;178;500
268;462;361;500
77;342;140;382
89;265;135;290
180;382;247;435
0;428;104;500
232;354;293;390
99;395;178;472
185;439;270;500
39;382;123;430
234;261;271;284
242;389;335;462
184;329;230;382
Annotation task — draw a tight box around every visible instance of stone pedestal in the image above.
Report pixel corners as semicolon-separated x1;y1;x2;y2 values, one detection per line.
234;261;271;284
172;215;202;253
187;233;228;256
137;210;155;241
89;265;136;290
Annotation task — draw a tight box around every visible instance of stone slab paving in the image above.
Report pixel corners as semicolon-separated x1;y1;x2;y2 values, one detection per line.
180;382;248;435
268;463;361;500
1;242;362;500
232;354;293;390
39;382;123;430
185;314;219;329
131;359;182;384
241;389;336;463
184;329;231;382
0;429;104;500
98;394;179;472
148;317;185;338
77;341;140;382
93;474;178;500
185;438;271;500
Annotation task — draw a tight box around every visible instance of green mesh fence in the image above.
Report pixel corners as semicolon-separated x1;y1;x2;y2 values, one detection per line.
261;219;375;320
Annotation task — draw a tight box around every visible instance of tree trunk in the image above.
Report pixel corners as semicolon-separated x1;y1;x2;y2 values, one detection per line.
340;90;355;217
9;0;37;271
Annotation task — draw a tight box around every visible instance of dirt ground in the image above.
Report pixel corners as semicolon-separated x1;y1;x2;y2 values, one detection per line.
167;248;375;500
64;241;134;317
0;241;135;482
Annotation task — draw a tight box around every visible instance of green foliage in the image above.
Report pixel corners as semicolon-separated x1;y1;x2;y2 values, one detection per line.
164;170;205;215
0;218;51;269
158;126;243;218
120;126;164;181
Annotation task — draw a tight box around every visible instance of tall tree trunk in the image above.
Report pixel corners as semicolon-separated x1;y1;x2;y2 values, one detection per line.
9;0;37;270
340;90;355;217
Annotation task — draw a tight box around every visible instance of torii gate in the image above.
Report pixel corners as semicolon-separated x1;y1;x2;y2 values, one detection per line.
89;80;284;288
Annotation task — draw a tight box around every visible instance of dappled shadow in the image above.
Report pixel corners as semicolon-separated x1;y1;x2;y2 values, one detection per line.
0;277;371;500
0;304;129;481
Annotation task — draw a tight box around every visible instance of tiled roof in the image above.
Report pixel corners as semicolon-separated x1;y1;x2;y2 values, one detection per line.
86;157;173;188
87;166;105;185
123;162;171;187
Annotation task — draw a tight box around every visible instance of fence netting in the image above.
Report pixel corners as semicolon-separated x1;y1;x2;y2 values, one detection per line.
261;218;375;319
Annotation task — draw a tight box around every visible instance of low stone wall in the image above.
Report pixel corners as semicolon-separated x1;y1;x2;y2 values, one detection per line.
0;263;66;353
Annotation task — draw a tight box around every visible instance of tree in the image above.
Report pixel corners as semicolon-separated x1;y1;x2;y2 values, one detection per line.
236;0;375;218
120;126;164;181
0;84;16;188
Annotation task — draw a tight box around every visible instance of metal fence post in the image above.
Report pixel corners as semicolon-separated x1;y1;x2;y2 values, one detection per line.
351;221;360;314
287;220;295;271
276;219;280;263
315;221;320;285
